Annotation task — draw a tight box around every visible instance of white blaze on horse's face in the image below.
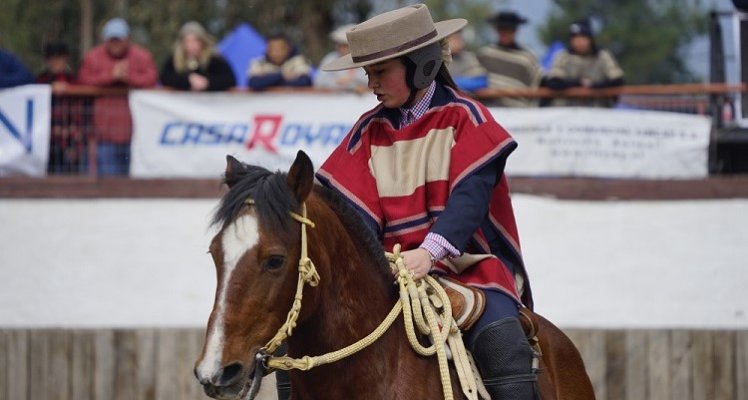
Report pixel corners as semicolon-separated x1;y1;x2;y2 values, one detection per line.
196;213;259;382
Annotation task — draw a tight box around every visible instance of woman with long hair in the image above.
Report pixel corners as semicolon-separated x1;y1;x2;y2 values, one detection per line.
160;21;235;91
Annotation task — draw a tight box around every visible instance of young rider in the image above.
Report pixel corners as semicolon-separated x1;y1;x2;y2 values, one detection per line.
315;4;538;399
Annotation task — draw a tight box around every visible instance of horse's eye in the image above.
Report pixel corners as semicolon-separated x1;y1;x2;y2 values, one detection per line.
263;255;286;271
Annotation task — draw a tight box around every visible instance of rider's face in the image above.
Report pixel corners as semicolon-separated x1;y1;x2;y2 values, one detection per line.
364;59;410;109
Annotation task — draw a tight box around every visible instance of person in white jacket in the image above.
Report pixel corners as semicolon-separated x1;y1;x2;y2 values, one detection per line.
314;24;368;94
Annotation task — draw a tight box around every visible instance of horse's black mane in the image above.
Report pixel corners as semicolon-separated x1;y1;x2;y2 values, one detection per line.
211;162;391;280
212;163;298;235
313;184;390;276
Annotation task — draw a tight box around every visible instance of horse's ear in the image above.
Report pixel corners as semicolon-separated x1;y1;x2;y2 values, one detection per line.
287;151;314;203
224;155;245;188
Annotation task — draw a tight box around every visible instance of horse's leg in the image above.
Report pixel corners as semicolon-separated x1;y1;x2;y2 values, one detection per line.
521;309;596;400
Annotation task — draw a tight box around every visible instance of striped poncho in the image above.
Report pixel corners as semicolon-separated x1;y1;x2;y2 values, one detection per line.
317;84;532;308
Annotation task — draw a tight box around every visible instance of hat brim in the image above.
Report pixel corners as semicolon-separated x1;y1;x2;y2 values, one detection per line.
321;18;467;71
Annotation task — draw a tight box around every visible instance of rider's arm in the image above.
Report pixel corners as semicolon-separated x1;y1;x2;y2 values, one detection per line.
422;156;506;258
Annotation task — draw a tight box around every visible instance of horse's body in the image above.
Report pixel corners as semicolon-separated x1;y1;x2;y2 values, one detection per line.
268;188;456;399
194;152;594;400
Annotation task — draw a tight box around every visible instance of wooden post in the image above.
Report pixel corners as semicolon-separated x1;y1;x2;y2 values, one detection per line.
79;0;94;54
671;330;693;400
647;329;672;400
70;330;95;400
625;330;649;400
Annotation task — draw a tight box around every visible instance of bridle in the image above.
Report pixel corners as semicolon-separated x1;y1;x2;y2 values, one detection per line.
241;198;319;400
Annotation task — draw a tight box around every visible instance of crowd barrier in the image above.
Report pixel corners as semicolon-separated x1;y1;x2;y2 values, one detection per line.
0;83;744;179
474;83;745;124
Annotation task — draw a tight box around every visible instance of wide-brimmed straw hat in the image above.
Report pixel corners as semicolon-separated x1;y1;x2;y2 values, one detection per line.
321;4;466;71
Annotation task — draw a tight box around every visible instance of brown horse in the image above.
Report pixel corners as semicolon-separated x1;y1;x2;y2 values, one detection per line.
194;151;595;400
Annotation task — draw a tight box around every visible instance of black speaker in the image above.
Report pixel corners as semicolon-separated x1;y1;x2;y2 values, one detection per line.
734;0;748;12
741;18;748;120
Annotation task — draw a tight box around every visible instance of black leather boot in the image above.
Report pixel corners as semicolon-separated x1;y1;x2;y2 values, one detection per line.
275;369;291;400
471;317;539;400
274;344;292;400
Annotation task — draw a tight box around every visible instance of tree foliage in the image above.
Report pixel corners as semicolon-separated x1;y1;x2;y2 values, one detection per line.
539;0;709;84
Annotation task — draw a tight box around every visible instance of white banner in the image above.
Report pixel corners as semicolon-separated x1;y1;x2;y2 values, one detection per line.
495;107;712;179
0;85;51;177
130;90;376;178
130;91;712;179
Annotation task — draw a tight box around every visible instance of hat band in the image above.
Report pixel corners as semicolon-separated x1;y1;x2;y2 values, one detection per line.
351;29;438;63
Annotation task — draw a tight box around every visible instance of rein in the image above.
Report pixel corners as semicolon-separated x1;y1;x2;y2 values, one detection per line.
243;199;479;400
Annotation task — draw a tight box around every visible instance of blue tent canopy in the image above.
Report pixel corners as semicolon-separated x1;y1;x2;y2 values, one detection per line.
218;23;266;88
541;40;565;72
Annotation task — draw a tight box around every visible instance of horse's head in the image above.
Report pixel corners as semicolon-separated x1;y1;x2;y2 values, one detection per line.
195;151;316;399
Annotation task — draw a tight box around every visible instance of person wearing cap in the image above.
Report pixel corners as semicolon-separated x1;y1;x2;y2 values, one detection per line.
476;11;543;107
247;31;312;91
546;19;624;107
37;42;86;174
77;17;158;176
160;21;236;91
317;4;537;399
314;24;368;93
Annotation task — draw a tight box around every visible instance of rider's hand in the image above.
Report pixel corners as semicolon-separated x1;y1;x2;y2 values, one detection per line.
401;248;433;280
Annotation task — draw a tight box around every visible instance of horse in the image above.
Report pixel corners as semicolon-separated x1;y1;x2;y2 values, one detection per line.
194;151;596;400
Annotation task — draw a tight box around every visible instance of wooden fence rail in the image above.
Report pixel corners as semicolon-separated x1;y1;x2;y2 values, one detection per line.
1;328;746;400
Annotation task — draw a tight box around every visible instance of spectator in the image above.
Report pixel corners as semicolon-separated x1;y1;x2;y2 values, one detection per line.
247;32;312;91
0;45;34;89
445;31;487;93
545;19;624;107
477;11;543;107
77;18;158;176
37;42;75;89
160;21;235;91
314;24;367;93
37;42;86;174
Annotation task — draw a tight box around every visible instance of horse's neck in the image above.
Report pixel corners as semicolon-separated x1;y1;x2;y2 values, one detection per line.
285;199;447;399
289;199;397;354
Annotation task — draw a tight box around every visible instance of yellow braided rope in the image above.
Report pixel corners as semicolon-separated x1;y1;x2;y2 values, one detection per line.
263;203;320;355
266;301;403;370
265;244;459;400
255;200;477;400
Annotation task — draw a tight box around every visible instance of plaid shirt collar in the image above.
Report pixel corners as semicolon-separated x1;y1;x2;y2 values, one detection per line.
399;81;436;128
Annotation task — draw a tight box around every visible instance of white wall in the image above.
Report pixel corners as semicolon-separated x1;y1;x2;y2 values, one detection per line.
1;196;747;329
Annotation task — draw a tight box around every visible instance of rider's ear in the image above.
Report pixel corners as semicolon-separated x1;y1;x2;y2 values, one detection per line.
287;150;314;203
224;155;245;189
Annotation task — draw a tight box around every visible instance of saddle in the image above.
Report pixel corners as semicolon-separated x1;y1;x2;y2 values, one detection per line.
433;276;542;355
434;277;543;391
431;276;486;331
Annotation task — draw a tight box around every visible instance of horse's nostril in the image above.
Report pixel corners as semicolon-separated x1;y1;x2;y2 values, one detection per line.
215;362;244;386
